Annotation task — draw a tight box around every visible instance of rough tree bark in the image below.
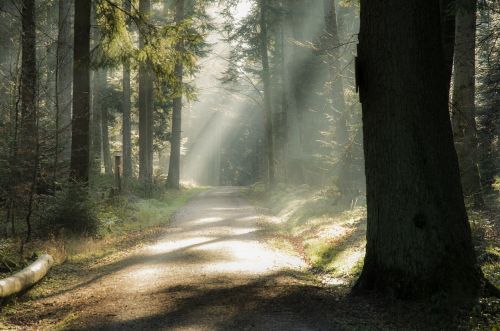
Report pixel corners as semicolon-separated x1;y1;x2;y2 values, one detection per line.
19;0;37;181
166;0;185;190
122;0;132;179
138;0;154;192
452;0;484;208
354;0;481;299
259;0;275;188
70;0;91;183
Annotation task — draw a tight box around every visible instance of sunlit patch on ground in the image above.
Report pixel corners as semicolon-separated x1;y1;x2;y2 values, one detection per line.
201;240;305;274
147;236;216;254
252;186;368;284
185;216;224;226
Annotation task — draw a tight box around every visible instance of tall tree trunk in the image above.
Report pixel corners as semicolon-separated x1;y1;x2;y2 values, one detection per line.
452;0;484;208
283;0;307;184
323;0;352;203
70;0;91;183
101;70;113;176
324;0;347;141
354;0;480;299
440;0;456;87
20;0;37;181
259;0;275;188
166;0;185;190
55;0;73;168
275;1;288;182
138;0;154;193
122;0;132;179
277;1;288;182
91;69;104;174
20;0;38;240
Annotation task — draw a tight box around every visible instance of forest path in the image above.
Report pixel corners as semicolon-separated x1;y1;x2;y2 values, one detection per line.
46;187;351;330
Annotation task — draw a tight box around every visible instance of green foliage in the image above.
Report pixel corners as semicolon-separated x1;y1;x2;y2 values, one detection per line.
93;0;211;102
94;0;135;67
40;184;99;236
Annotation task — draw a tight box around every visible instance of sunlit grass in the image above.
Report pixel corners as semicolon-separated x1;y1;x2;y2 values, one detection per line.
65;188;203;262
250;185;367;283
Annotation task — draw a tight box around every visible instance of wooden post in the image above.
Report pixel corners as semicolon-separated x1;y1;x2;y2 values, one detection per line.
115;155;122;194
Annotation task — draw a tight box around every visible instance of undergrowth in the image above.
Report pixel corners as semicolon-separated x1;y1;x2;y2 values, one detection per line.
0;177;203;276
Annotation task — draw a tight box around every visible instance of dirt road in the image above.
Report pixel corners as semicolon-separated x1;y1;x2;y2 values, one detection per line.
38;187;350;330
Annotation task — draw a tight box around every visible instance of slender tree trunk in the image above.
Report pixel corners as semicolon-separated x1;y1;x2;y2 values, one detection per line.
324;0;347;138
440;0;456;87
122;0;132;179
122;60;132;178
19;0;38;241
336;4;356;91
138;0;154;193
101;70;113;176
19;0;37;182
323;0;352;203
277;2;288;182
283;0;306;184
452;0;484;208
275;1;288;182
55;0;73;171
166;0;185;190
70;0;91;183
259;0;275;188
91;69;104;174
354;0;480;299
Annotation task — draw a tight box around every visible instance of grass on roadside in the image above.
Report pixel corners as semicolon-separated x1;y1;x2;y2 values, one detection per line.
247;183;367;284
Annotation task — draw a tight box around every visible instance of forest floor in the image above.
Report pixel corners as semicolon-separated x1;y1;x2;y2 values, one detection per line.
0;186;498;330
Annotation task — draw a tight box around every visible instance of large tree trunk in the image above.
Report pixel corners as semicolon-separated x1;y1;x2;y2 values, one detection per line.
122;0;132;180
138;0;154;192
70;0;91;183
354;0;481;299
20;0;37;181
56;0;73;167
166;0;184;190
259;0;275;188
451;0;484;208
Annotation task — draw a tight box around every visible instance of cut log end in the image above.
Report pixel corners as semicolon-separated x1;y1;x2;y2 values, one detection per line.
0;254;54;298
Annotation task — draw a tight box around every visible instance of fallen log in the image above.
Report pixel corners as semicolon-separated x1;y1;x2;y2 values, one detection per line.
0;254;54;298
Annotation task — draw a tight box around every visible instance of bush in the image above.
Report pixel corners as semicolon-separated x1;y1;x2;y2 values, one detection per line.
40;184;99;236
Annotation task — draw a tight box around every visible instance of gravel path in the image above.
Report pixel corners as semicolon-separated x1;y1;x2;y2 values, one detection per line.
57;187;344;330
